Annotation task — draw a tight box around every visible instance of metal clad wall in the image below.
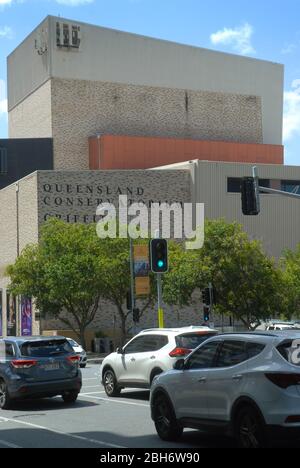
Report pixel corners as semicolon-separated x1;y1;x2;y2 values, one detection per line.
195;161;300;258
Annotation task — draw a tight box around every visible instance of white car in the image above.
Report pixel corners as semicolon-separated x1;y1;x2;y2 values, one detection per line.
66;338;87;368
101;327;217;397
150;331;300;448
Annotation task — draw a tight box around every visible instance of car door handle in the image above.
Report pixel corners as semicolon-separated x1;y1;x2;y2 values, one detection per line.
198;377;207;383
130;358;136;362
232;374;243;381
150;356;156;360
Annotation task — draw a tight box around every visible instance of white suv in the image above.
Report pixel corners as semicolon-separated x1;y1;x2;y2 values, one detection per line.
150;332;300;448
101;327;217;397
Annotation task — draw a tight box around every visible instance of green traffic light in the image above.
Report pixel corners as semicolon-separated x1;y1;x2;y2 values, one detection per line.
158;260;164;268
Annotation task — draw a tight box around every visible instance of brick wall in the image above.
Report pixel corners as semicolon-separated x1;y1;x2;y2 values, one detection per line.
9;77;263;171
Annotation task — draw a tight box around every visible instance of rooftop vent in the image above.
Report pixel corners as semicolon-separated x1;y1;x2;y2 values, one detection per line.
56;22;81;49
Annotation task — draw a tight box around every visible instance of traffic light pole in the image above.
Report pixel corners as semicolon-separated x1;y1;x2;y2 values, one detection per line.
157;273;164;328
209;282;213;326
129;238;137;334
253;166;300;201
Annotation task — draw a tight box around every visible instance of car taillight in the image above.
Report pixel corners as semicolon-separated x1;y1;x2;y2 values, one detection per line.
67;355;80;364
265;373;300;389
11;360;37;369
169;347;192;358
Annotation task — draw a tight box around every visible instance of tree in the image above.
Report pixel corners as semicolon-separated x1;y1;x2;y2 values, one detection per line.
280;246;300;319
7;219;155;346
162;241;199;307
7;219;106;348
195;220;286;330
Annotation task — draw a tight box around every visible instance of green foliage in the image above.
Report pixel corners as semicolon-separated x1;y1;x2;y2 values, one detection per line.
280;246;300;319
197;220;287;329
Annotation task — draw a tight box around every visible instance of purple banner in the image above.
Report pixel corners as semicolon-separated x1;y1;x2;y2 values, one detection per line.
0;291;2;337
21;297;32;337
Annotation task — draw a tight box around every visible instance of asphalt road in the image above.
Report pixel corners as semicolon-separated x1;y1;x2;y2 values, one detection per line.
0;363;295;449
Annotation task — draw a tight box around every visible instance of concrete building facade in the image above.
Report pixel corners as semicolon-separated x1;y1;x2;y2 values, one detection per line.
8;16;284;171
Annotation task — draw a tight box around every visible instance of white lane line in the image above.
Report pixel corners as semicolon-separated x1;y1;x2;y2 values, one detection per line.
0;417;124;449
81;385;102;389
80;393;149;408
0;439;22;448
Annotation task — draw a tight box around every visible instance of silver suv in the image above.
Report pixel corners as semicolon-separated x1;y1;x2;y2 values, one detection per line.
101;326;217;397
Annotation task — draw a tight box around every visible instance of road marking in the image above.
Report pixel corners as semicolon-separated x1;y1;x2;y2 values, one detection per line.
81;385;102;389
0;439;22;448
80;393;149;408
82;378;99;381
0;416;125;448
81;391;106;394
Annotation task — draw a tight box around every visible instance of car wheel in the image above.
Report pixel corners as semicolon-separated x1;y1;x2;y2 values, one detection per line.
153;394;183;441
0;379;12;410
150;369;163;386
62;390;79;404
235;406;267;448
103;369;121;397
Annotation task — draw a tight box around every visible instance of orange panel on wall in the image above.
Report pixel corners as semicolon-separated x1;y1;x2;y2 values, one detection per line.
89;135;284;170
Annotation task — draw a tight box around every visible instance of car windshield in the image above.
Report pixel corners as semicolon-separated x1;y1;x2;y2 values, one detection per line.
20;339;73;357
176;332;217;349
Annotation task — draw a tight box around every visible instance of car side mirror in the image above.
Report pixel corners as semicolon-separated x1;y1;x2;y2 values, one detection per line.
116;347;124;355
173;359;185;371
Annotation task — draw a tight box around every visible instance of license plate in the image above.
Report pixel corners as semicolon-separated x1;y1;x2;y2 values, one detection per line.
42;363;60;371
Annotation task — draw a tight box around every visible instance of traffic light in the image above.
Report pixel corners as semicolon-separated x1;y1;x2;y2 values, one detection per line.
133;308;140;323
203;306;210;323
150;239;168;273
241;177;260;216
202;288;211;306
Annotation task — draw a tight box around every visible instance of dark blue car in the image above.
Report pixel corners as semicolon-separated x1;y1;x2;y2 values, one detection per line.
0;336;82;409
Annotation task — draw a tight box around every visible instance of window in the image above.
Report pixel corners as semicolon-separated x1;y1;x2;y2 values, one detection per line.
185;341;221;370
246;342;265;359
0;148;7;174
227;178;270;194
0;341;15;359
5;343;15;357
124;335;168;354
216;341;248;368
281;180;300;195
176;332;217;350
277;340;300;365
21;339;73;357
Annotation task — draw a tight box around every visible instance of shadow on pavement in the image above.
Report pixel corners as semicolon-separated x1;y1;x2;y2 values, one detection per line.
6;397;98;412
0;427;299;448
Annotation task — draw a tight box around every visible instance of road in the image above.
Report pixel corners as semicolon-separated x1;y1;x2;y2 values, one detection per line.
0;363;294;449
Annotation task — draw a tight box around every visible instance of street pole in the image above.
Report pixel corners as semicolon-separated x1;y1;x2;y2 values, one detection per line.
129;238;136;335
209;282;213;328
154;229;164;328
157;273;164;328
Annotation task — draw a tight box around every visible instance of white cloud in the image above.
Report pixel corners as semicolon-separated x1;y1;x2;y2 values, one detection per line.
0;80;7;119
281;43;297;55
55;0;94;5
283;80;300;142
210;23;255;55
0;0;13;5
0;26;13;39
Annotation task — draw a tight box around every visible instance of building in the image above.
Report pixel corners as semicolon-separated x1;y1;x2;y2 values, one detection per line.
0;138;53;190
1;16;299;341
8;16;283;171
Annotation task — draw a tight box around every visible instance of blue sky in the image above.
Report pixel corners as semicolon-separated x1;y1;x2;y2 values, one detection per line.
0;0;299;165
